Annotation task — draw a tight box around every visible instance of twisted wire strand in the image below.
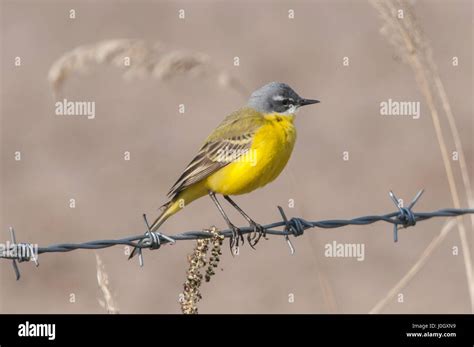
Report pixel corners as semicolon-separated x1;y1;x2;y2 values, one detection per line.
1;190;473;280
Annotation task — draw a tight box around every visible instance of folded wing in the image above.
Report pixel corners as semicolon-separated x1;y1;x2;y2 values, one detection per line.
167;108;265;198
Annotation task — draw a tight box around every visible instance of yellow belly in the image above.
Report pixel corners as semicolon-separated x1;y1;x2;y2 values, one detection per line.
205;114;297;196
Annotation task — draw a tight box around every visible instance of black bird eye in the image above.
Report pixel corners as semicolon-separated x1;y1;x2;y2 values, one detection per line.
282;99;289;106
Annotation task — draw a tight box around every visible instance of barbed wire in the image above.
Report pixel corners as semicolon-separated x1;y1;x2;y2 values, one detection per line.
1;190;473;280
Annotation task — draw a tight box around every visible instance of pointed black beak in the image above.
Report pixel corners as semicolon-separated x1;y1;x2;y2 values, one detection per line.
299;98;320;106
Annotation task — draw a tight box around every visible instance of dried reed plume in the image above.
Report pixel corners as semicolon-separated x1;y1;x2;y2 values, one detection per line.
95;254;119;314
369;0;474;312
180;226;223;314
48;39;248;98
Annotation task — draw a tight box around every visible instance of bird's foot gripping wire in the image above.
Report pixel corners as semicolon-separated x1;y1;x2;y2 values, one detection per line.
229;224;244;255
247;221;267;249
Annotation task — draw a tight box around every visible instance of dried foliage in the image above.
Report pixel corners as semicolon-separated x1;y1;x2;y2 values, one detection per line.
205;229;223;282
95;254;119;314
180;226;223;314
48;39;248;97
370;0;474;312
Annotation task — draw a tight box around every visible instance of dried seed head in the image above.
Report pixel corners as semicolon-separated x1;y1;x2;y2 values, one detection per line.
180;226;224;313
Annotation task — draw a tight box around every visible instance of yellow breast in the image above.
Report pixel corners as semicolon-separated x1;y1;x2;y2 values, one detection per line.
206;114;297;196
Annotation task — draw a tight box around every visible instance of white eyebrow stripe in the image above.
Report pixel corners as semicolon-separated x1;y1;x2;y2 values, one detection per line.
272;95;285;101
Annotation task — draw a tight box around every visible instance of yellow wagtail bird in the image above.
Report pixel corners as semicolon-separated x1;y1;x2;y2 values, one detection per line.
130;82;319;257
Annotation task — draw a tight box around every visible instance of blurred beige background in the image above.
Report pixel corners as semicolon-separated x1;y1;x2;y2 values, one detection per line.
0;0;472;313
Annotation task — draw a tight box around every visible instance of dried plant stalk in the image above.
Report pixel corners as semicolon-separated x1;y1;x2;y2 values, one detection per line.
205;228;224;282
95;254;119;314
180;226;223;314
370;219;457;313
370;0;474;312
48;39;248;97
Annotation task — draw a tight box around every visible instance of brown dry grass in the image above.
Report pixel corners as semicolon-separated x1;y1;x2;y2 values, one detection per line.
48;39;248;98
369;0;474;313
95;254;119;314
50;3;473;314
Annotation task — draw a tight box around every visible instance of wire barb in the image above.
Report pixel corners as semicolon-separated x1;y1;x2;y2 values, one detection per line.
9;227;20;280
1;190;473;280
135;213;176;267
277;206;301;254
389;189;423;242
4;227;39;280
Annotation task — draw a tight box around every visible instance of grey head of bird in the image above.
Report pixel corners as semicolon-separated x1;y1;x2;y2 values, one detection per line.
247;82;320;115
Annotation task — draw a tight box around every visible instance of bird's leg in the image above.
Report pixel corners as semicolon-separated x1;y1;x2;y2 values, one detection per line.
208;191;244;254
223;195;267;249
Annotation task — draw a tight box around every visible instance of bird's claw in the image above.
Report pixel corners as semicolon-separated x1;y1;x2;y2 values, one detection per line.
229;224;244;255
247;222;267;249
